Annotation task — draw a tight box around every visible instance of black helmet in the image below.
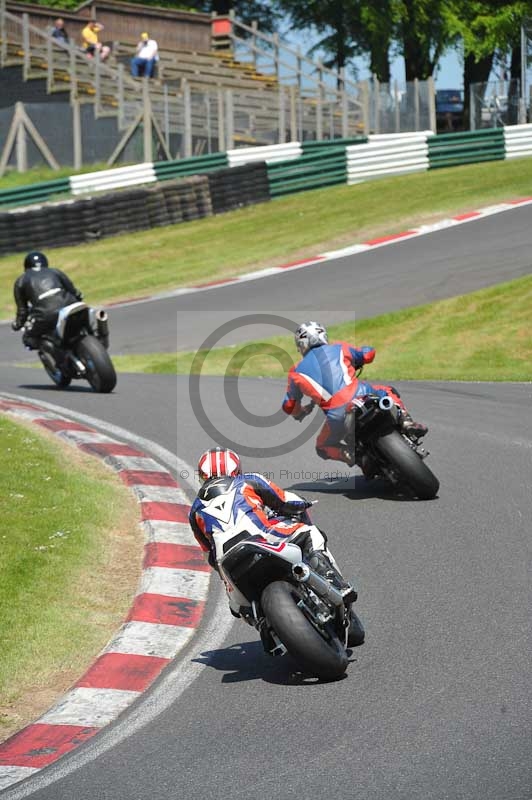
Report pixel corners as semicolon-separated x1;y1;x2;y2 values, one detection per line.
24;251;48;270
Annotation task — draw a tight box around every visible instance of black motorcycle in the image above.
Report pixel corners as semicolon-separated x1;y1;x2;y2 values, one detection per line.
32;302;116;393
344;393;439;499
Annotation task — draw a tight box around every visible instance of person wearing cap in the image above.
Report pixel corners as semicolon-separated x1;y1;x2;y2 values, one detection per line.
131;31;159;78
81;20;110;61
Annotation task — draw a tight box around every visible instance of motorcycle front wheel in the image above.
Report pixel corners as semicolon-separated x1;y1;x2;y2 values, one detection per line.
376;429;439;499
38;351;71;388
261;580;348;681
75;335;117;393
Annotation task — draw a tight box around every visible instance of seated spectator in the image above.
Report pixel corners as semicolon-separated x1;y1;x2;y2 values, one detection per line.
51;18;69;45
81;21;110;62
131;32;159;78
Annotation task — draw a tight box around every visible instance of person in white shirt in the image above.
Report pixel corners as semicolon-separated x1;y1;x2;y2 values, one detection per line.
131;32;159;78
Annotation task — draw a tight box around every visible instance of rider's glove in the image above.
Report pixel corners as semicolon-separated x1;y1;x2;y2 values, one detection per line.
291;498;314;516
76;292;83;301
11;320;22;331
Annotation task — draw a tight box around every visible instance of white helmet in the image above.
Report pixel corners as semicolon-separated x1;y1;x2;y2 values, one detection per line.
294;321;328;355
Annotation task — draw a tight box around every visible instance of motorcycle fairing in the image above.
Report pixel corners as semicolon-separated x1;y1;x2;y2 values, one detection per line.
55;302;90;341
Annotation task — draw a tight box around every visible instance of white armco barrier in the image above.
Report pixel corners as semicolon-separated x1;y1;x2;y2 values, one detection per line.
368;130;434;142
347;133;431;184
70;163;156;195
227;142;302;167
503;124;532;158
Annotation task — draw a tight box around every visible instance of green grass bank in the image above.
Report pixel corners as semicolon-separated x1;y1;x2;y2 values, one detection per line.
2;157;532;319
0;415;142;738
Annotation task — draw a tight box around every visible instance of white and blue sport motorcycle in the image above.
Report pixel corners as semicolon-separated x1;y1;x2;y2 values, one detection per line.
214;493;364;681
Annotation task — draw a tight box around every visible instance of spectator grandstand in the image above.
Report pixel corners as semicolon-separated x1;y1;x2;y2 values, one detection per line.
0;0;433;170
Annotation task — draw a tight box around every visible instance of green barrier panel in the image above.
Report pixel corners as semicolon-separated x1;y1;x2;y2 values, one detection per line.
268;145;348;196
269;163;347;197
154;153;228;180
268;154;347;178
0;177;71;208
429;151;505;169
429;141;505;156
428;129;505;170
429;128;504;145
270;172;347;197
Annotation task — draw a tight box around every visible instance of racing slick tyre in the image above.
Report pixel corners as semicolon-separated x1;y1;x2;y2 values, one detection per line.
375;429;439;500
38;351;72;388
261;581;348;681
75;335;117;393
347;609;365;648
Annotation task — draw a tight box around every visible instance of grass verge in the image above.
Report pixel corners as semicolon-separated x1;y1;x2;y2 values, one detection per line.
2;157;532;319
0;415;142;739
0;163;113;191
112;273;532;382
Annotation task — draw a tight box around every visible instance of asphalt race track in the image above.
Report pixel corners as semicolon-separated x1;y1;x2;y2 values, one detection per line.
1;206;531;800
106;204;532;354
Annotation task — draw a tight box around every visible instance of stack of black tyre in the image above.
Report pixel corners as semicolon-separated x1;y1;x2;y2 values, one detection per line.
207;162;270;214
0;165;270;256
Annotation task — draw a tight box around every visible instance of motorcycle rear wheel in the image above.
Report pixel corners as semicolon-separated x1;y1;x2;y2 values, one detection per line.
75;335;117;393
376;429;439;499
261;580;348;681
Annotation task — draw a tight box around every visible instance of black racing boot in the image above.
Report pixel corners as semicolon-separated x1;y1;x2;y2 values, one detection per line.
309;551;357;605
400;412;428;440
341;447;357;467
360;452;377;479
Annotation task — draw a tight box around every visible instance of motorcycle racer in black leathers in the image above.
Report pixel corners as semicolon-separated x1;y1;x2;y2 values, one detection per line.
12;251;83;349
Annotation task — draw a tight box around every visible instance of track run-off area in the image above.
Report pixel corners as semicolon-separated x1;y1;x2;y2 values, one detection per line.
0;202;531;800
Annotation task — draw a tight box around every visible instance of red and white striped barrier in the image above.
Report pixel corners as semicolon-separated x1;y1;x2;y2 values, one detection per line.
0;397;206;791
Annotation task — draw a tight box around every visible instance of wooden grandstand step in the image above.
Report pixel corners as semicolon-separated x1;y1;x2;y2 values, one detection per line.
116;40;278;92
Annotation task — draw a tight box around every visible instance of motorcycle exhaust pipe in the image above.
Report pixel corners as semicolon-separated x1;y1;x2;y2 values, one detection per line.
96;309;109;348
378;395;399;420
378;396;394;411
292;562;345;607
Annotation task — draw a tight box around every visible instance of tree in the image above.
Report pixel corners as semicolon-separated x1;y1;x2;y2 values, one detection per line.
443;1;532;126
273;0;360;72
358;0;394;82
392;0;450;80
274;0;393;81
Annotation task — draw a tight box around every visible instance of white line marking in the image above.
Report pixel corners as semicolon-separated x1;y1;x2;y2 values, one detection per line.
0;769;39;792
141;519;198;546
137;567;210;601
129;485;189;504
106;621;195;659
103;455;170;472
39;688;140;728
56;430;117;445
